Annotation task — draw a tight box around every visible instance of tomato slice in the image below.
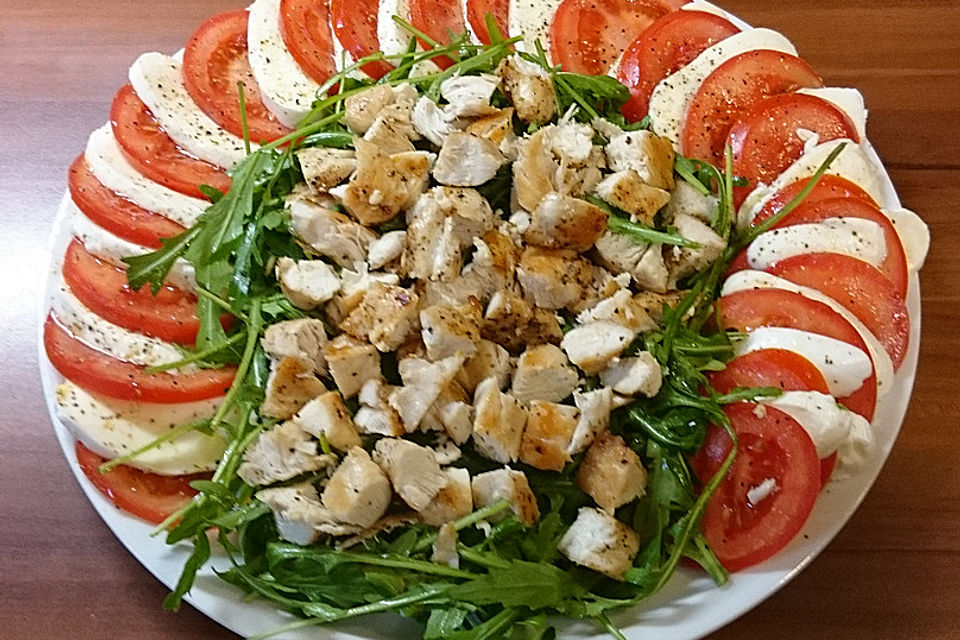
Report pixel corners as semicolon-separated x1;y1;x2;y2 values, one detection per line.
728;93;858;207
183;10;292;142
330;0;396;78
717;288;877;421
75;441;206;524
767;253;910;370
752;174;877;225
551;0;669;76
408;0;468;69
279;0;339;84
709;349;830;395
110;85;231;200
68;156;185;249
44;314;234;404
696;403;821;572
681;50;823;167
466;0;510;45
617;9;739;122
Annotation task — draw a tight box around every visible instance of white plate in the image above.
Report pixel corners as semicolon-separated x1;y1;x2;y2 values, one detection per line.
38;3;922;636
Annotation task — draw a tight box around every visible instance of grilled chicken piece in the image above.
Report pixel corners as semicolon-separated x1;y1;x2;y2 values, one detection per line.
440;73;499;118
322;447;393;527
431;522;460;568
497;57;556;124
600;352;662;397
363;115;416;155
289;195;376;269
342;84;416;134
594;231;669;293
275;257;341;310
558;507;640;580
421;381;474;444
326;267;401;325
666;213;726;285
465;108;517;159
340;282;420;352
481;290;533;351
568;387;614;455
433;132;502;187
367;230;407;270
391;150;435;209
412;96;460;146
389;354;466;430
516;247;591;310
560;321;634;375
512;127;557;212
664;180;718;223
605;130;676;191
298;148;356;192
520;401;579;471
576;289;657;335
261;357;328;420
323;334;382;398
238;420;334;486
524;193;608;252
512;121;604;212
472;377;528;463
261;318;329;377
257;483;345;545
461;229;519;301
420;299;483;361
575;432;647;513
594;170;671;226
292;391;362;451
632;290;688;324
339;138;422;226
419;467;474;526
355;378;405;437
511;344;579;404
457;339;512;394
471;467;540;525
373;438;447;511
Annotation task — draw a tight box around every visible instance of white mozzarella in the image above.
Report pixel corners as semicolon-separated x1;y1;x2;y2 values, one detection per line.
745;217;888;271
722;270;895;397
84;126;208;228
509;0;564;58
746;477;777;506
459;0;481;42
52;283;186;369
379;0;417;57
648;28;797;146
734;327;873;398
887;207;931;271
795;87;868;141
71;204;197;292
680;1;732;19
56;382;224;475
248;0;323;128
129;52;254;168
763;391;873;458
330;12;362;77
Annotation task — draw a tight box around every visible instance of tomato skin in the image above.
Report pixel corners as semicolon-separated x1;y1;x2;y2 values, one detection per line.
752;174;877;225
183;10;292;142
768;253;910;369
617;9;739;122
330;0;396;78
466;0;510;44
109;85;231;199
697;403;821;572
682;50;823;167
279;0;338;83
709;349;830;395
67;156;185;249
551;0;669;76
717;288;877;421
75;441;206;524
44;314;235;404
728;93;858;207
408;0;468;69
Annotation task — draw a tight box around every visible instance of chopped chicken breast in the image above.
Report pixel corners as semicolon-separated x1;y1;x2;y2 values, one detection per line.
257;483;349;545
322;446;393;527
575;432;647;513
340;138;420;226
412;96;460;146
421;381;474;444
261;318;329;376
324;334;382;398
456;339;512;393
667;213;726;284
298;148;357;192
605;130;676;191
275;257;341;309
600;352;662;397
471;467;540;525
568;388;613;455
516;247;591;310
560;321;634;374
558;507;640;580
389;354;466;430
238;420;334;486
664;180;718;223
497;57;556;124
524;194;608;252
367;230;407;270
261;357;328;420
576;289;656;335
419;467;473;526
594;231;669;293
340;282;420;352
594;170;671;226
431;522;460;568
289;195;377;269
373;438;447;511
520;401;579;471
433;132;502;186
472;377;528;463
342;85;396;134
292;391;363;451
511;344;579;404
355;379;405;436
440;73;499;118
465;108;517;159
420;300;483;361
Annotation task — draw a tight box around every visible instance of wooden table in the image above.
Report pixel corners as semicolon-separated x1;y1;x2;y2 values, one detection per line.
2;0;958;637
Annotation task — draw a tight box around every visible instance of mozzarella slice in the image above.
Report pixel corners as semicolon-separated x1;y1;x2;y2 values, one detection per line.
796;87;868;141
648;28;797;146
762;391;872;458
745;217;888;271
84;125;207;228
57;382;224;475
734;327;873;398
887;207;931;272
722;270;895;397
380;0;416;56
248;0;322;128
52;283;186;369
71;204;197;292
129;52;253;168
509;0;565;58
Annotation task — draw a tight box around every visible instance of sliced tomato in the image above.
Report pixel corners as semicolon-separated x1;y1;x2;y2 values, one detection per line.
681;50;823;167
329;0;395;79
728;93;858;207
709;349;830;395
695;403;821;572
68;156;184;249
183;10;292;142
44;314;234;404
408;0;468;69
279;0;339;84
75;441;206;524
752;174;877;225
717;288;877;421
62;239;201;344
466;0;510;44
551;0;669;76
110;85;231;199
617;9;739;122
767;253;910;369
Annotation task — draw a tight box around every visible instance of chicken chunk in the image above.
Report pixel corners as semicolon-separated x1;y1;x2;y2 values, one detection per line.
567;387;613;455
324;334;382;398
389;354;466;430
471;467;540;525
289;195;376;269
355;379;404;436
367;230;407;270
421;381;474;444
605;130;676;191
391;150;435;210
664;180;718;223
261;318;329;376
339;138;416;226
576;289;657;335
516;247;591;310
238;420;334;486
340;282;420;352
432;522;460;568
326;266;402;324
297;148;356;192
342;84;396;134
460;230;519;300
257;483;343;545
632;290;687;324
520;401;579;471
440;73;499;118
511;123;601;212
456;339;512;393
261;357;328;420
419;467;473;526
600;352;662;397
558;507;640;580
433;132;502;187
412;96;459;146
524;194;608;252
497;57;555;124
472;377;528;463
511;344;579;404
666;213;726;284
373;438;447;511
560;321;634;375
275;257;341;309
576;433;647;513
594;231;669;293
292;391;362;451
322;447;393;527
465;108;517;158
512;127;557;212
363;114;416;155
594;170;671;226
481;290;533;351
420;300;483;361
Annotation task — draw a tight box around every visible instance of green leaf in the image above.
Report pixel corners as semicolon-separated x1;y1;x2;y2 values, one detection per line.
448;562;577;609
123;226;200;293
163;531;210;611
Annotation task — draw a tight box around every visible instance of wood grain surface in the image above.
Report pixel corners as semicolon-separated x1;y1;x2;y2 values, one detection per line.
1;0;958;637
